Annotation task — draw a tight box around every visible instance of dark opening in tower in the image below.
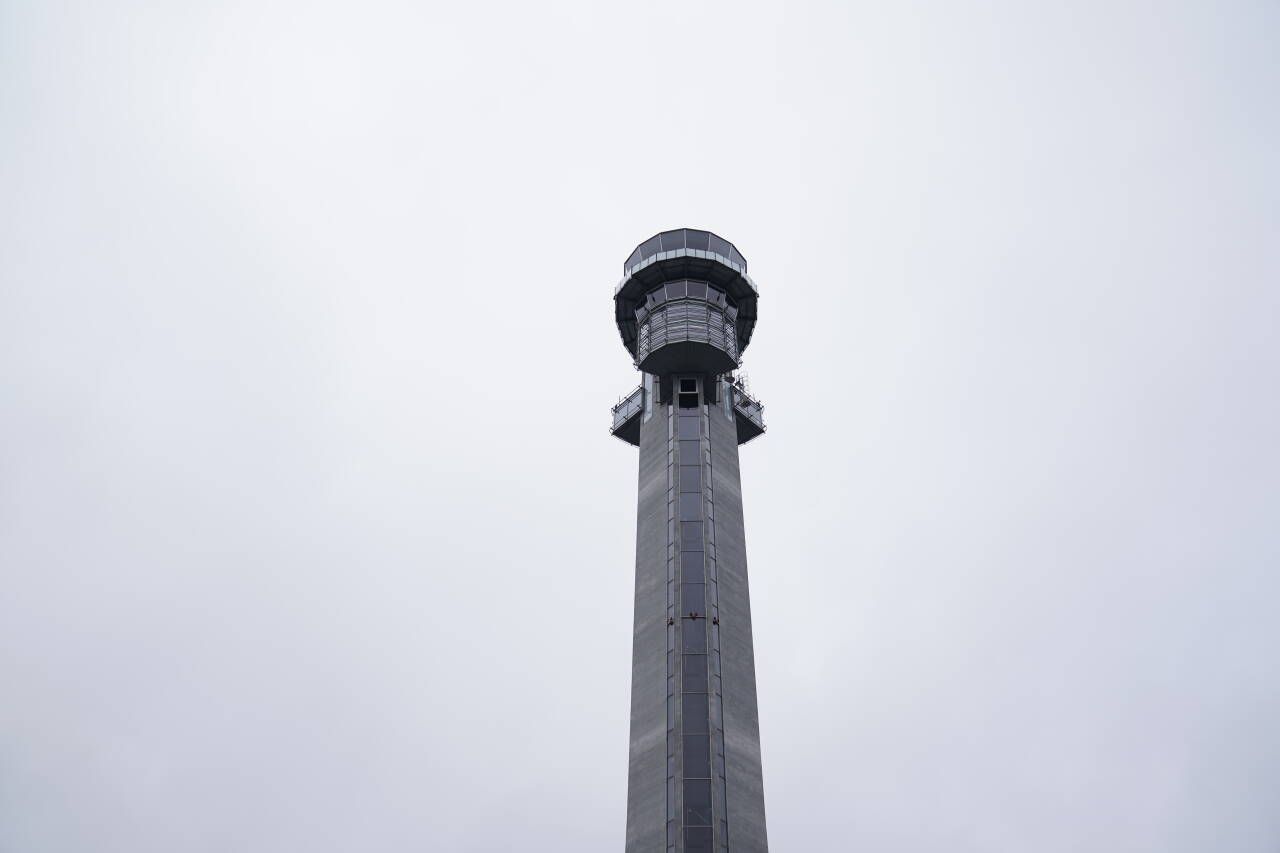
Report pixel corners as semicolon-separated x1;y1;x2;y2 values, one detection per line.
679;378;699;409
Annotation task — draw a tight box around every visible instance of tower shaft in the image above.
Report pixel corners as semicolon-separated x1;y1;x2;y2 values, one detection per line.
624;376;767;853
612;230;768;853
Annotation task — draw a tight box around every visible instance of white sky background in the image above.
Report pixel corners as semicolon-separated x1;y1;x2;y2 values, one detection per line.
2;1;1278;850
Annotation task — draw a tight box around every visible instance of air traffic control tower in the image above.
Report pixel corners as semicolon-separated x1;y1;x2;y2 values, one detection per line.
610;229;769;853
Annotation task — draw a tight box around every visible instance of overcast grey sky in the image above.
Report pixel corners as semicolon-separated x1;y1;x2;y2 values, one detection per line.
2;1;1278;851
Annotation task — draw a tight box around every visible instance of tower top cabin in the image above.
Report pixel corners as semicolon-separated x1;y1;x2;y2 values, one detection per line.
613;228;760;377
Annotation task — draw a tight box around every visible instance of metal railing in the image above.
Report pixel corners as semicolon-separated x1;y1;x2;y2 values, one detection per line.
611;385;644;432
731;385;765;432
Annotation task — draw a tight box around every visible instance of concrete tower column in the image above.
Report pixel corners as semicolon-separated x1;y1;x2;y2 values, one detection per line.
610;230;769;853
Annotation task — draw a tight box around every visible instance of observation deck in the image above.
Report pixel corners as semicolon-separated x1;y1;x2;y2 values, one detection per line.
614;228;759;375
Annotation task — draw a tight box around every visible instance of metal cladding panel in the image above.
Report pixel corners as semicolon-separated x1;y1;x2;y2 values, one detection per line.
709;404;769;852
626;408;669;853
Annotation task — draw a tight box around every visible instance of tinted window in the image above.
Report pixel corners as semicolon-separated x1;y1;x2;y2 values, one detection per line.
684;734;711;778
708;234;730;258
682;583;706;615
680;378;698;393
682;621;707;654
640;235;661;259
680;521;703;548
679;440;700;465
687;281;707;300
661;230;685;252
682;694;709;731
666;280;687;299
683;781;712;825
683;655;707;692
685;230;710;251
680;492;701;521
679;466;701;493
681;551;704;582
679;416;699;440
685;827;712;851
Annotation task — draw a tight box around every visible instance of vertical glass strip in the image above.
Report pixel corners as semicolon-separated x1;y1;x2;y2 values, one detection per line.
670;399;680;850
703;400;729;852
670;379;725;853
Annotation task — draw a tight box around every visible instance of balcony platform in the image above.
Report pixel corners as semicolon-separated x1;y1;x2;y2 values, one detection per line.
610;386;644;446
611;383;766;446
731;386;766;444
